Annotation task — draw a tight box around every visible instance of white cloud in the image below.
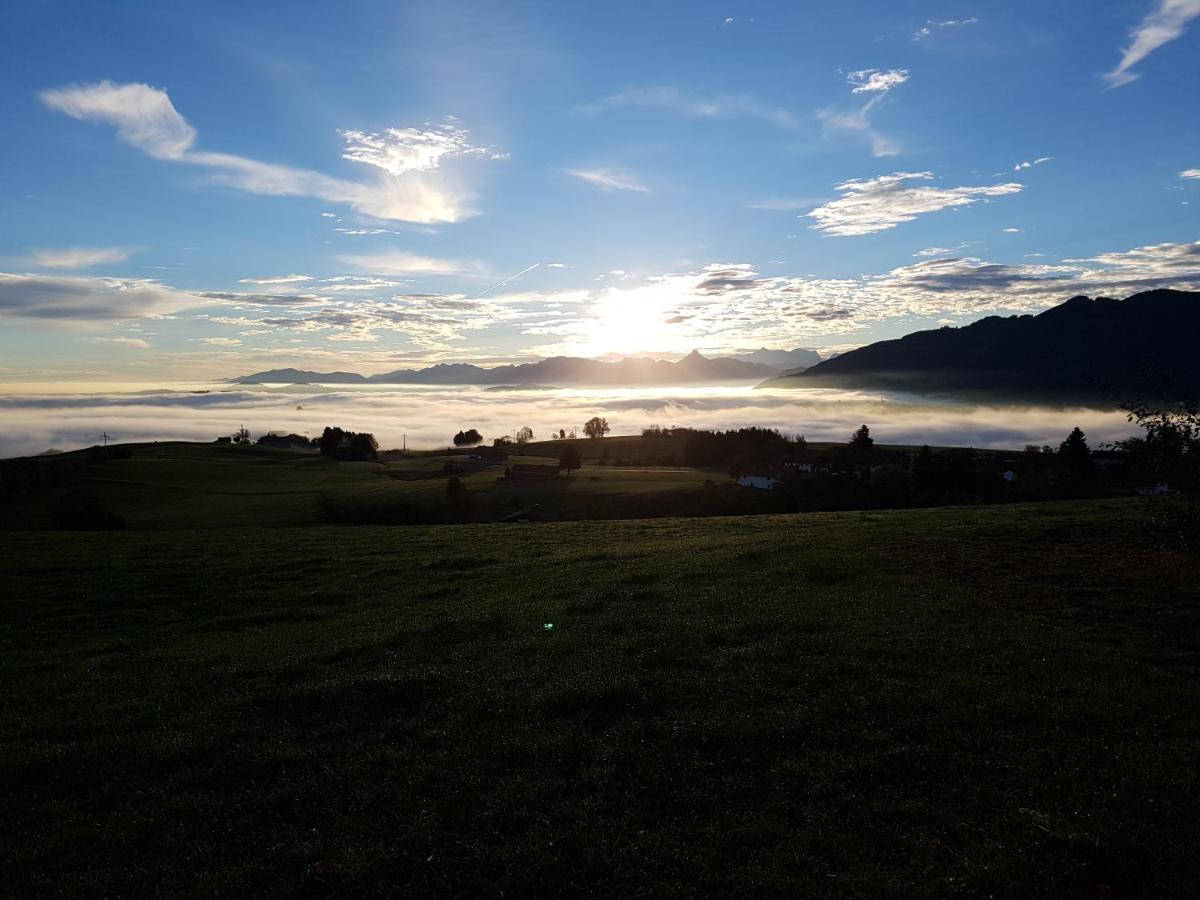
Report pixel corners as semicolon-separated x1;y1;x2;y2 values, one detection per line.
6;241;1199;367
913;243;979;257
318;276;407;292
805;172;1024;236
1104;0;1200;87
336;251;479;276
582;87;800;129
1181;168;1200;179
913;18;978;41
1013;156;1053;171
723;17;734;25
197;337;243;346
339;124;501;176
0;272;201;325
94;336;151;349
40;81;501;223
746;196;826;211
846;68;909;94
567;168;650;193
30;246;136;269
1003;227;1022;233
39;80;196;159
197;291;325;306
237;274;312;285
820;68;908;157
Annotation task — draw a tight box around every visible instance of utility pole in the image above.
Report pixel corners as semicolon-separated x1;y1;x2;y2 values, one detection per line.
402;434;407;455
101;431;109;448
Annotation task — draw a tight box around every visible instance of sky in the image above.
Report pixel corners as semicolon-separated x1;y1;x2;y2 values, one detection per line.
1;0;1198;381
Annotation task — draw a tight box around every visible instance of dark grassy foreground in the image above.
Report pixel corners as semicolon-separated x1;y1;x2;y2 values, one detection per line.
3;500;1199;897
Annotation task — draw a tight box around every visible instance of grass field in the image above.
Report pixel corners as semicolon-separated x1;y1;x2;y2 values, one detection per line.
3;499;1199;896
3;441;727;529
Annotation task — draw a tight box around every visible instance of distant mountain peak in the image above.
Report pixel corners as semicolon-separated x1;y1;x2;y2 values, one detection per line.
231;350;780;387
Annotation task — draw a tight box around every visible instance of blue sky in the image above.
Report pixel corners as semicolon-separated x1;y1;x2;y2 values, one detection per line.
1;0;1198;380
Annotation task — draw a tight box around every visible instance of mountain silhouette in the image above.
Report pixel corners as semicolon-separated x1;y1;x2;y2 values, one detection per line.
765;289;1199;402
233;350;802;387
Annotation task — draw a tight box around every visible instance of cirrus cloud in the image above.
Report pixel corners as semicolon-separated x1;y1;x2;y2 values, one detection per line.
1104;0;1200;87
566;167;650;193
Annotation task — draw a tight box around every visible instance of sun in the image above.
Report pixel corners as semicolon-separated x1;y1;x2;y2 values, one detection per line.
571;280;694;358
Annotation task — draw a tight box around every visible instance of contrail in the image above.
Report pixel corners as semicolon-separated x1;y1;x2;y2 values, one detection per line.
475;263;540;298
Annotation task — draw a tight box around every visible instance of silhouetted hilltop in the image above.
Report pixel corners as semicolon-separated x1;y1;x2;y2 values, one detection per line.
233;368;367;384
726;347;822;369
765;289;1200;402
234;351;785;386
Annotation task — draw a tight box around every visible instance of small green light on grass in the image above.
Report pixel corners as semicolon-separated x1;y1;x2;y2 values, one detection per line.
543;623;554;631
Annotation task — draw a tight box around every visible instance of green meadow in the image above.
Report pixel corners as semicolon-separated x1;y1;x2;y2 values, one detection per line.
4;441;728;529
3;481;1199;896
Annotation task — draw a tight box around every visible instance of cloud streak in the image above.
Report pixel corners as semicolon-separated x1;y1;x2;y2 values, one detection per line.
567;167;650;193
335;251;480;276
40;80;500;223
820;68;908;157
1104;0;1200;87
1013;156;1053;171
913;18;978;41
582;86;801;129
29;246;137;269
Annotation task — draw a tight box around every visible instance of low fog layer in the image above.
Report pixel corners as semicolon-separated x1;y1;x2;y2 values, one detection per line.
0;383;1135;459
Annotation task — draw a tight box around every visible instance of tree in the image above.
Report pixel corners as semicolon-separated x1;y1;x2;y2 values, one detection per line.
583;416;610;440
850;424;874;453
559;445;581;475
558;428;566;440
318;426;377;461
516;426;534;444
1058;426;1093;477
318;426;341;458
1121;394;1200;496
453;428;483;447
1059;426;1090;459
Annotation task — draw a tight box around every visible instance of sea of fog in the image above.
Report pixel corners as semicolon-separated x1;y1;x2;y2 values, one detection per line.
0;381;1137;459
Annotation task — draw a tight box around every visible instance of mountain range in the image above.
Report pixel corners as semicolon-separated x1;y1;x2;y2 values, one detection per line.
765;289;1199;402
233;348;820;387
